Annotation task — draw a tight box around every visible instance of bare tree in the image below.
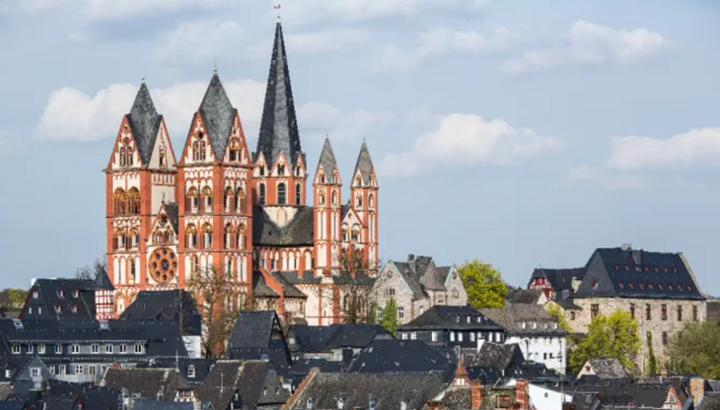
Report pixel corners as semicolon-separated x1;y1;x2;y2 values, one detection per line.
186;263;250;358
76;257;108;281
338;246;378;324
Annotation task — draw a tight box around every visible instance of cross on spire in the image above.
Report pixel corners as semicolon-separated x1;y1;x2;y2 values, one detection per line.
274;3;281;21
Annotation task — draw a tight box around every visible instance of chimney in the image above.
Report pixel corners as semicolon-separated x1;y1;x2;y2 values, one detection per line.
515;380;529;410
690;377;705;407
471;381;482;410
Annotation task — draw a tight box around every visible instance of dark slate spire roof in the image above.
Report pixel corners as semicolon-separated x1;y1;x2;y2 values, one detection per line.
354;141;374;184
317;138;337;181
255;22;303;167
93;269;115;291
199;73;237;160
126;83;163;166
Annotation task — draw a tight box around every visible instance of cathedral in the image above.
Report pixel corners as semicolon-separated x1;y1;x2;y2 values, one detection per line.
104;22;379;325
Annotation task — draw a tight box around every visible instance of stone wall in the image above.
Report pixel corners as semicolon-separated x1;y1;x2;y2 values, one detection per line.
569;297;707;373
371;263;417;325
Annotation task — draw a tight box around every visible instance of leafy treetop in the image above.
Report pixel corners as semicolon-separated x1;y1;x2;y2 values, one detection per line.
457;259;507;309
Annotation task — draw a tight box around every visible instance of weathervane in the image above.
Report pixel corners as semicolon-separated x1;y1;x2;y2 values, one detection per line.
274;3;282;21
214;60;218;74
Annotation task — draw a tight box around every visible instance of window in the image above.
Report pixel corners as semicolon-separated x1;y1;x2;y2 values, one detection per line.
591;304;599;318
229;139;240;161
186;187;199;213
188;365;196;378
259;184;266;205
259;166;266;176
646;304;652;320
398;306;404;319
33;291;38;299
119;344;128;354
450;332;455;342
71;304;78;313
91;344;100;354
662;304;668;321
58;289;65;298
159;147;167;167
431;331;438;342
71;344;80;354
55;345;62;354
693;305;699;321
89;365;96;376
128;188;141;215
75;365;84;375
662;332;668;345
31;368;40;377
385;288;395;297
470;332;475;342
570;311;576;321
401;332;407;340
630;303;636;319
278;183;287;205
411;332;417;340
224;187;234;212
4;370;10;378
134;343;144;354
59;365;66;376
678;306;683;321
27;345;33;354
105;344;113;354
202;187;213;212
592;280;598;289
458;332;463;342
38;344;45;354
11;345;20;354
369;194;375;208
356;194;362;208
203;223;213;248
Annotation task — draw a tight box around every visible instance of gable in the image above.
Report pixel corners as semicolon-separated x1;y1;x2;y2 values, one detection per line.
179;114;217;166
106;117;141;171
222;113;253;166
342;206;363;229
147;119;178;170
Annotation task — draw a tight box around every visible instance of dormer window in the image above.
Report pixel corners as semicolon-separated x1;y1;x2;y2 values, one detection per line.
187;365;196;378
73;290;79;298
71;305;78;313
259;166;265;176
58;289;65;298
33;292;38;299
592;280;598;289
56;304;62;313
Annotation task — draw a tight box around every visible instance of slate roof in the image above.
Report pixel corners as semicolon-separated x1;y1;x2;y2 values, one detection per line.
252;272;280;298
555;299;582;311
290;372;447;410
438;386;473;410
101;368;189;400
119;290;202;336
397;306;504;331
317;138;338;180
255;22;303;168
470;342;525;374
137;358;217;384
347;339;457;381
21;279;96;320
571;392;603;410
44;380;121;410
163;203;179;234
268;271;306;298
0;402;26;410
574;247;705;300
93;270;114;291
289;358;342;376
697;395;720;410
126;83;163;166
290;324;389;353
573;382;673;408
584;358;629;380
386;256;457;300
252;206;314;246
226;311;292;375
198;74;237;160
354;141;375;185
195;361;288;410
480;304;566;337
529;268;586;295
131;399;193;410
506;289;544;304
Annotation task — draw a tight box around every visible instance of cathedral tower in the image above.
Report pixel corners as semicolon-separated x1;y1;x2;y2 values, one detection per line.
349;142;379;270
253;22;307;227
105;82;176;312
176;72;254;305
313;138;343;276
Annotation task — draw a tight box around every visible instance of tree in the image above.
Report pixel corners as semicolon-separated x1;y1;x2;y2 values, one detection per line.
545;302;579;370
457;259;507;309
647;332;658;376
76;257;108;281
667;321;720;379
380;297;399;336
569;309;640;373
367;301;378;325
339;246;376;324
0;289;28;310
186;263;245;358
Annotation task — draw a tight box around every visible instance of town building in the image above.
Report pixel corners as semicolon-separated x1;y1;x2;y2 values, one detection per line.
396;306;506;349
104;21;379;325
372;255;467;325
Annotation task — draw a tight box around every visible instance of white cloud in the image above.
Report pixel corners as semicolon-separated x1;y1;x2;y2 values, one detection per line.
381;113;560;176
299;102;393;142
34;80;388;146
81;0;235;21
287;29;371;54
607;128;720;171
501;21;672;75
374;26;520;73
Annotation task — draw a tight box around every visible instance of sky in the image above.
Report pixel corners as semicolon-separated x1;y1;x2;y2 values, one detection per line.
1;0;720;294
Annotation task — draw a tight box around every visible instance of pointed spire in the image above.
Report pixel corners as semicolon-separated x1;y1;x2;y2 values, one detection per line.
93;268;115;291
127;83;162;166
317;137;338;183
255;21;303;168
354;140;375;185
199;72;237;159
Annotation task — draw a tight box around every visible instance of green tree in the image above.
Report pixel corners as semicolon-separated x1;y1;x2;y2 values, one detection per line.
667;321;720;379
569;309;640;373
381;297;399;336
647;332;658;376
367;301;378;325
545;302;579;370
457;260;507;309
0;289;28;310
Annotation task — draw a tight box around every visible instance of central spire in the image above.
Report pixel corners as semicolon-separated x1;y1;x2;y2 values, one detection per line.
255;21;303;168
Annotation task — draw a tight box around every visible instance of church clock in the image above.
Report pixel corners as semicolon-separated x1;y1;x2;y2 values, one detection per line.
149;247;177;284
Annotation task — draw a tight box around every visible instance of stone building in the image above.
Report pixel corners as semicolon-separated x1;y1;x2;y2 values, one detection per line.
371;255;467;325
531;245;706;373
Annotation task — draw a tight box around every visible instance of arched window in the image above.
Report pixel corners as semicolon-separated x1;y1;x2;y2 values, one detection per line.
224;223;234;249
259;166;265;176
332;190;338;205
351;224;361;242
236;224;246;249
159;147;167;167
192;141;200;161
369;194;375;208
355;176;362;187
128;188;140;215
186;187;199;213
356;194;363;208
318;192;325;205
113;188;127;215
112;229;123;251
119;147;126;167
186;224;197;248
129;228;140;249
202;223;213;248
190;255;199;276
229;139;240;161
126;147;134;166
224;187;234;212
259;184;266;206
199;141;206;160
236;188;246;213
318;172;325;184
295;183;302;205
278;183;287;205
129;259;136;283
342;224;349;242
202;187;213;213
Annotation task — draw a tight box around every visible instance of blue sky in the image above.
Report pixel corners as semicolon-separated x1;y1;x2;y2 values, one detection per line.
1;0;720;294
